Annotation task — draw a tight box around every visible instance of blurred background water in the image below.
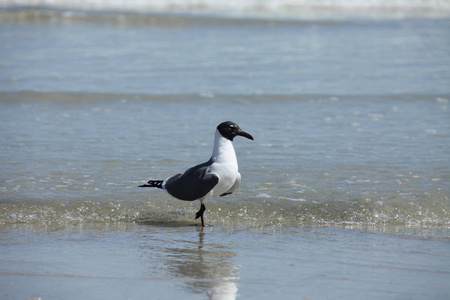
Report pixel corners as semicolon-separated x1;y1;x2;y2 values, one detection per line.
1;1;449;299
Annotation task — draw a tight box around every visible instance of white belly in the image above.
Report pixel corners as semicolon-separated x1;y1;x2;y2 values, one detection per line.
209;162;238;196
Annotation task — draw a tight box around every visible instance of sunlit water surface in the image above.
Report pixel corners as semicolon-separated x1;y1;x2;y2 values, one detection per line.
1;6;449;299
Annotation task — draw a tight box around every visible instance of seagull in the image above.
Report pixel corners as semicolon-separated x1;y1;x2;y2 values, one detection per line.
139;121;254;227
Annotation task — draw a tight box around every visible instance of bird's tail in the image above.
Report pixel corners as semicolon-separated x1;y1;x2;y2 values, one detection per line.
138;180;164;189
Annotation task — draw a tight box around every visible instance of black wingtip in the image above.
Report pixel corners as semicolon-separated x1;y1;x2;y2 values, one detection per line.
138;180;164;188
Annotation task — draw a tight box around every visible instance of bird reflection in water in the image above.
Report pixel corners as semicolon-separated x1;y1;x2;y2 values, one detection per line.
141;227;239;300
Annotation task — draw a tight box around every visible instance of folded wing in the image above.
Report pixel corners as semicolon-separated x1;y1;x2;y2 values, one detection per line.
165;161;219;201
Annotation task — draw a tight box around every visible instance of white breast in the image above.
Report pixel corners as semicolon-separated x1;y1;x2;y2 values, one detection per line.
208;130;239;196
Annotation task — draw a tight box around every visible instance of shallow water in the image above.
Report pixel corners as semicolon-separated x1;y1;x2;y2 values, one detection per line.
1;4;450;299
1;224;450;300
1;92;449;231
1;11;449;95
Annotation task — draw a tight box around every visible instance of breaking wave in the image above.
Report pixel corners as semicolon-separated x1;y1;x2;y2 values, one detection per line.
1;194;449;233
1;0;450;19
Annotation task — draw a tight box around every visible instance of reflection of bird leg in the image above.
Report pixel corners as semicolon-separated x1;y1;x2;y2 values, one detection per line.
198;229;205;249
195;203;206;227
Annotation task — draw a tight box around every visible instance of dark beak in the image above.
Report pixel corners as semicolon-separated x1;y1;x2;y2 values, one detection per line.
238;130;254;140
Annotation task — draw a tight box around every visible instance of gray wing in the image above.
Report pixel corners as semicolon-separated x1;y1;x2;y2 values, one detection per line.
220;172;241;197
165;160;219;201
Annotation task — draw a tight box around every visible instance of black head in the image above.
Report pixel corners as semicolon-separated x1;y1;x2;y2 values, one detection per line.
217;121;254;141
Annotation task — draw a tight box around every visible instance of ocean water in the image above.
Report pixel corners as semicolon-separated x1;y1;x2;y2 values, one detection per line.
1;2;450;299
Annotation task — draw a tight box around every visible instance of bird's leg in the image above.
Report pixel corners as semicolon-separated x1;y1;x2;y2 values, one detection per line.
195;203;206;227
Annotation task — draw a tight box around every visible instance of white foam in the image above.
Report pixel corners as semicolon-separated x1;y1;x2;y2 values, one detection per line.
3;0;450;17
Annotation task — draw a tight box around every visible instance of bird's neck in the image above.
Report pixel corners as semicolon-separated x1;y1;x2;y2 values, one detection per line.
211;129;238;166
